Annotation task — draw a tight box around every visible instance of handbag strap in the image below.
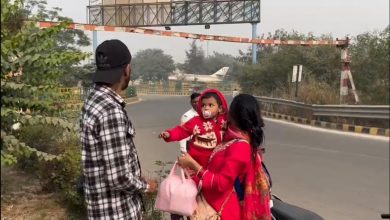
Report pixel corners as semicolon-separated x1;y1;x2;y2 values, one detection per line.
217;188;235;215
180;166;193;182
169;162;178;176
171;161;192;183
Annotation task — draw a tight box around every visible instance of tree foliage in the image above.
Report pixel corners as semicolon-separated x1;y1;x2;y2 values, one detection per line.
180;40;206;75
1;0;87;165
179;41;239;79
349;27;389;104
1;0;90;86
237;30;339;96
132;49;175;82
237;28;389;104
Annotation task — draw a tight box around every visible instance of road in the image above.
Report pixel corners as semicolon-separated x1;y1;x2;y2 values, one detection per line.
126;95;389;220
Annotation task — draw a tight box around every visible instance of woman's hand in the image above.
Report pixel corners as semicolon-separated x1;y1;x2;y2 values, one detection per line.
185;167;196;177
178;153;199;171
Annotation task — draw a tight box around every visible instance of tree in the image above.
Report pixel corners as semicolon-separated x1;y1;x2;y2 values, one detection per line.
181;40;206;74
180;42;241;79
131;49;175;82
61;62;95;87
237;29;340;98
2;0;91;86
1;0;88;165
237;28;390;104
350;27;389;104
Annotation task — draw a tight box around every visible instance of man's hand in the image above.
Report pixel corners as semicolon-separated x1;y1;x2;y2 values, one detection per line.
159;131;170;139
145;179;158;193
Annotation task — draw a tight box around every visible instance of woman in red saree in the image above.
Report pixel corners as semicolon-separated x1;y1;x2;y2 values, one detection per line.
178;94;271;220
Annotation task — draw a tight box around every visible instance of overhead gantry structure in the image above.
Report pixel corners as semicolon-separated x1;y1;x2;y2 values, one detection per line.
36;21;359;104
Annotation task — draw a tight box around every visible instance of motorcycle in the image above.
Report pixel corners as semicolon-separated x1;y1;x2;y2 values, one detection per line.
259;157;324;220
270;194;324;220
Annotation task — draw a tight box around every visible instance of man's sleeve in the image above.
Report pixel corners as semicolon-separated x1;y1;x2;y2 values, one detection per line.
99;107;147;193
179;139;188;153
179;112;191;152
180;112;189;125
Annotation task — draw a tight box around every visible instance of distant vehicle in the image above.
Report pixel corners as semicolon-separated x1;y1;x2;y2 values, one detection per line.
168;67;229;83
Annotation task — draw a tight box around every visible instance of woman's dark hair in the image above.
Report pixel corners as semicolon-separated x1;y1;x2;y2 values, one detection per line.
201;92;222;107
190;92;201;101
229;94;264;160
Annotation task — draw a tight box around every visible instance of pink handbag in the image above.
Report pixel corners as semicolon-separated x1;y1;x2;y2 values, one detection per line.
155;162;198;216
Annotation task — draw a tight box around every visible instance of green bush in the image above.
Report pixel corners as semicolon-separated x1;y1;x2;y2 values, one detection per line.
15;124;65;173
127;86;137;97
16;124;86;218
18;124;64;155
141;160;174;219
38;133;86;218
143;192;163;220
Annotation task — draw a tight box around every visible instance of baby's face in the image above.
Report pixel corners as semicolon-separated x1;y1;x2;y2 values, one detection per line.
201;97;222;119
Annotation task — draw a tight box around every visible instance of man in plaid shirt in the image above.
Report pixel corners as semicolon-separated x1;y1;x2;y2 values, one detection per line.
80;39;157;219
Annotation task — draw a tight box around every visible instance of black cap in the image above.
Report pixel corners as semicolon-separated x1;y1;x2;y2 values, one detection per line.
92;39;131;84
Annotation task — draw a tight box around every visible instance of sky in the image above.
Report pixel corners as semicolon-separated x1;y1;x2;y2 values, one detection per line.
46;0;389;63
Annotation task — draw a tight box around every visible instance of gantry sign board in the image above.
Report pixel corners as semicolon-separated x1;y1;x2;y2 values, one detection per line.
88;0;261;27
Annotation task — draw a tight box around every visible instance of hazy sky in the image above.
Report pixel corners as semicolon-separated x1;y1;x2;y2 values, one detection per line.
46;0;389;63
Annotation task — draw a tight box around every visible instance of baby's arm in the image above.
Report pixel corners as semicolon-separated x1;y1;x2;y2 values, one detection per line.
159;117;197;142
159;131;170;139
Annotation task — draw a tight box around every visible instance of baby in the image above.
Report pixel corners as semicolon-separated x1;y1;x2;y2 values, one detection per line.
159;89;228;168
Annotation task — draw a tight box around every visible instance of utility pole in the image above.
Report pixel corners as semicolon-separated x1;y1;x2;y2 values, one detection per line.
92;30;98;52
251;23;258;64
206;41;209;58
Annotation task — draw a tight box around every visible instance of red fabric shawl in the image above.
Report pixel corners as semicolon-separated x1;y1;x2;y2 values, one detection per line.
224;127;272;220
242;153;272;220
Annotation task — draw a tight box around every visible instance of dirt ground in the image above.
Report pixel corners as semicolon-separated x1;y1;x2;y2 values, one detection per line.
1;166;68;220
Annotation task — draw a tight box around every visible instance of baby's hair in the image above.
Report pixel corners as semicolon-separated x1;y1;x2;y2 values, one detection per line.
201;92;222;107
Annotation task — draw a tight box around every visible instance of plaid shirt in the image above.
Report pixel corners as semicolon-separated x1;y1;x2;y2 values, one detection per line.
80;84;147;220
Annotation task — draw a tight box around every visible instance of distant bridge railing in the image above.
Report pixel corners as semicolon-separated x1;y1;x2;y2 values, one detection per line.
255;96;390;128
255;96;389;119
311;104;390;119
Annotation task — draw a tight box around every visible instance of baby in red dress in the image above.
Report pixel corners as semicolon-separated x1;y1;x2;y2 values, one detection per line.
159;89;228;168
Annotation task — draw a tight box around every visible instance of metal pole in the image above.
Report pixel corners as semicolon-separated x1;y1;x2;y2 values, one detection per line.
251;23;257;64
93;30;98;52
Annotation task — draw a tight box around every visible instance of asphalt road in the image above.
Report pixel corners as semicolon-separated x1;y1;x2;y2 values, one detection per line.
126;95;389;220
